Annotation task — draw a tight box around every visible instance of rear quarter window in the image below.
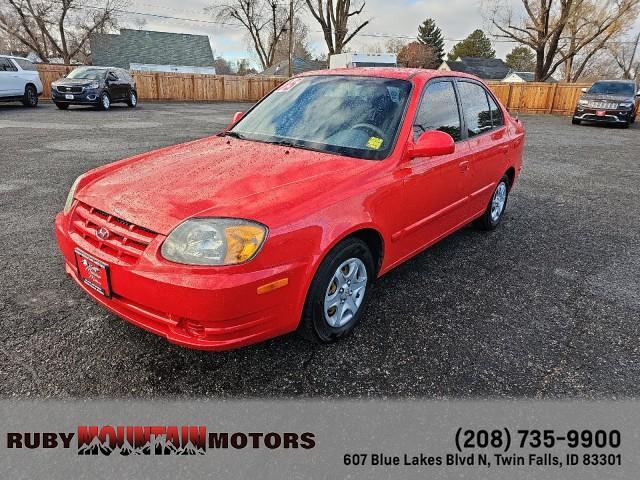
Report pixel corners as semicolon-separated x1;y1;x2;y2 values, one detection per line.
12;58;37;71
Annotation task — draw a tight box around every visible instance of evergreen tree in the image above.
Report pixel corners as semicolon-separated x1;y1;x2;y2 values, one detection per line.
448;29;495;61
417;18;445;64
505;46;536;71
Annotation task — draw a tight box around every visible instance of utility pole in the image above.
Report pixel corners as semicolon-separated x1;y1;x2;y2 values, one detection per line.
288;0;294;77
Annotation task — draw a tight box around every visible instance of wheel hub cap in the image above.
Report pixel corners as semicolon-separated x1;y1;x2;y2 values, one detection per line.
491;182;507;222
324;258;368;328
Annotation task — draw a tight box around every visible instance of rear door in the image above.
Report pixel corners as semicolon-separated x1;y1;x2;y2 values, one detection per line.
395;79;473;258
0;57;21;96
456;80;510;218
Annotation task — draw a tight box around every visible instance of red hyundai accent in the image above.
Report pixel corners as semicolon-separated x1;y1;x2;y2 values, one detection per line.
55;68;525;351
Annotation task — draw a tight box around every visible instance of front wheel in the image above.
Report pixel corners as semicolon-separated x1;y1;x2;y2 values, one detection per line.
572;117;581;125
474;175;510;231
99;92;111;111
127;90;138;108
298;238;375;344
22;85;38;107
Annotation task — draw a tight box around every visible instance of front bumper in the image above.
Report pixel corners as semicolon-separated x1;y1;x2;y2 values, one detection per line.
573;108;634;123
55;212;309;351
52;88;101;105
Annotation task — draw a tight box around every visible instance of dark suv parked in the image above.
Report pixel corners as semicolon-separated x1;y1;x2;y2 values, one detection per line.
572;80;639;128
52;66;138;111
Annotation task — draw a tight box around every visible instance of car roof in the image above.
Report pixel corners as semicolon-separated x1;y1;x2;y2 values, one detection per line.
0;54;32;61
592;79;636;84
296;67;483;83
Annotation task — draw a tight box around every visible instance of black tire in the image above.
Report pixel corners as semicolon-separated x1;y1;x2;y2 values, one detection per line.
99;92;111;111
571;118;581;125
127;90;138;108
474;175;510;231
21;85;38;107
55;103;69;110
297;237;375;344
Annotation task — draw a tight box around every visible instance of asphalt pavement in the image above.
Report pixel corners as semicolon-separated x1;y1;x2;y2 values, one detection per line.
1;101;638;399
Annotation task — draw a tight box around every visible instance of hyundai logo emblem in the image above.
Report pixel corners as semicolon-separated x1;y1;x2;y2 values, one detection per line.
97;227;110;240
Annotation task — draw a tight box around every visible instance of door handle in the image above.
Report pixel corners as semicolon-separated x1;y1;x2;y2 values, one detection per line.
459;161;469;173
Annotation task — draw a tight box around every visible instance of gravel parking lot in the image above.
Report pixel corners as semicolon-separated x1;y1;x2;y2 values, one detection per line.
1;101;638;399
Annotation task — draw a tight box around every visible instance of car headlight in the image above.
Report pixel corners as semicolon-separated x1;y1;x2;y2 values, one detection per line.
87;81;100;89
64;175;84;214
161;218;267;266
619;102;633;109
577;99;589;106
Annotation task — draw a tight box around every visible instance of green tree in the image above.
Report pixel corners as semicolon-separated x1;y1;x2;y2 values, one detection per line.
505;46;536;71
448;29;495;61
417;18;445;64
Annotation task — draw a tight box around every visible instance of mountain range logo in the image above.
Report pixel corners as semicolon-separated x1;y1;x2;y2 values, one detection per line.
77;426;206;456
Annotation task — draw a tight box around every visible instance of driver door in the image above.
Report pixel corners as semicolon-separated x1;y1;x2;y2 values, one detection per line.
394;79;472;259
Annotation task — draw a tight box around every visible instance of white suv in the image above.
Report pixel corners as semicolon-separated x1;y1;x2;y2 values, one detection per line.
0;55;43;107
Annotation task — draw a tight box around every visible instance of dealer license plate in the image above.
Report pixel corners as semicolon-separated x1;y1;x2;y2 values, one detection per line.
65;94;74;100
75;249;111;297
596;110;606;117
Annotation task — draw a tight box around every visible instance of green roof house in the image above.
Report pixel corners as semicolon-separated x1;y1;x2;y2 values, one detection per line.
90;29;216;74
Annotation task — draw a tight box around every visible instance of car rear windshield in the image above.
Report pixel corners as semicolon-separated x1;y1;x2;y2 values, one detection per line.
230;75;412;160
588;82;635;96
66;68;107;80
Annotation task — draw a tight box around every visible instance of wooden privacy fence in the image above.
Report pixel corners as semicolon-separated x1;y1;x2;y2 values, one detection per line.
486;81;589;116
36;64;588;115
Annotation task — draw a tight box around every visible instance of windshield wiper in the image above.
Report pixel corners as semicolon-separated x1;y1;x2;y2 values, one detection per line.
219;131;246;140
263;139;298;148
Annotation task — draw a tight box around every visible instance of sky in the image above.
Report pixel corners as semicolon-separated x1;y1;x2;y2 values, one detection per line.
122;0;640;68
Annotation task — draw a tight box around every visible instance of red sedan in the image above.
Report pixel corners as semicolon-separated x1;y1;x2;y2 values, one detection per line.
55;68;525;351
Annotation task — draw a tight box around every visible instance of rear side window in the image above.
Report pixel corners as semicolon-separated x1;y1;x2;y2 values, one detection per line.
488;94;504;127
0;58;18;72
458;81;492;137
12;58;37;71
414;81;462;142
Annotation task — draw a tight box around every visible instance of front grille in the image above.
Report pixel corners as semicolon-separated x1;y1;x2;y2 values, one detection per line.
57;85;84;93
70;202;157;264
588;101;618;109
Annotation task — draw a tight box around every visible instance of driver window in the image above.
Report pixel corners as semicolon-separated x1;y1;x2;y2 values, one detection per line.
414;81;462;142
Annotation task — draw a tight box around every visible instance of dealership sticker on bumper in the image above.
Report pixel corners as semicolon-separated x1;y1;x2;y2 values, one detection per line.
75;249;111;297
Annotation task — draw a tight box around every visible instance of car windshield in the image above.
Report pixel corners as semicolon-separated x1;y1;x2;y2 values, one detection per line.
230;75;412;160
588;82;635;96
66;68;106;80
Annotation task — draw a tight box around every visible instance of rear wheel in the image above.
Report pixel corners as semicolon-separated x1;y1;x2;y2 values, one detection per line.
474;175;510;231
298;238;374;343
54;103;69;110
21;85;38;107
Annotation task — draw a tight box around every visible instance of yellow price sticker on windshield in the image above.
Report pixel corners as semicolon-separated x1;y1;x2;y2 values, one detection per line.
367;137;384;150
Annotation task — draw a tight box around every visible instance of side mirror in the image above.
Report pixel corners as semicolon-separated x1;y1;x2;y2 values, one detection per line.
232;111;244;124
636;90;640;97
407;130;455;159
581;88;588;93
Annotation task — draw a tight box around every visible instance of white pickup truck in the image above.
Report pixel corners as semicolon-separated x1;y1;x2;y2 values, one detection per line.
0;55;43;107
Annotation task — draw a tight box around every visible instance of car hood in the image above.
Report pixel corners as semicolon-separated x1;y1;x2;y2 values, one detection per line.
52;78;97;87
580;93;634;103
76;136;364;235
